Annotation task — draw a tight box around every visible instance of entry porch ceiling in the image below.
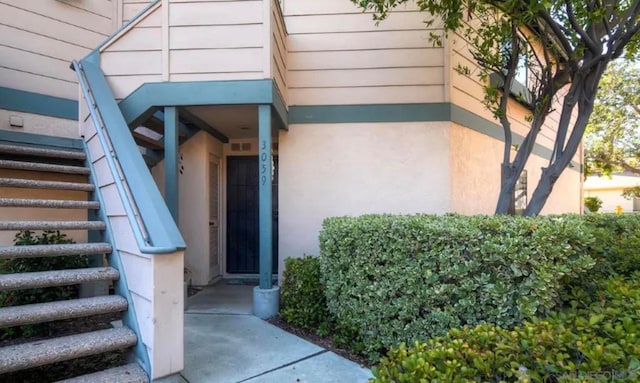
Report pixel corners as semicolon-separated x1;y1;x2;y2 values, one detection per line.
186;105;280;140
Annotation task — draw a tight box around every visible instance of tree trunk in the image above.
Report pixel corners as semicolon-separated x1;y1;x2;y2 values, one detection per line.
495;163;520;214
524;63;607;216
523;167;557;216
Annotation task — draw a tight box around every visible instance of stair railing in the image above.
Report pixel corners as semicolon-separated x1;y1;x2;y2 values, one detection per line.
72;58;185;254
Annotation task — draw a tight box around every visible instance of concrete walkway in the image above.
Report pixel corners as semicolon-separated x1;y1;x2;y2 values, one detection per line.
158;282;373;383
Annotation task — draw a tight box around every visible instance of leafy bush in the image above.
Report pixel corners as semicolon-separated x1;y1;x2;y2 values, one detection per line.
584;196;603;213
280;256;329;329
1;230;88;339
583;214;640;278
319;214;596;360
372;274;640;382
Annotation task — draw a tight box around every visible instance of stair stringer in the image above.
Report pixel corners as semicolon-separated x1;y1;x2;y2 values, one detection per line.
81;100;184;380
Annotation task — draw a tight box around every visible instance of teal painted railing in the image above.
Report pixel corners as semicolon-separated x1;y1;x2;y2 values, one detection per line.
72;58;186;254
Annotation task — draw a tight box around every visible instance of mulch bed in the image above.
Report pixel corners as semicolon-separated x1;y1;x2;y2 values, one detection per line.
0;313;128;383
267;315;370;368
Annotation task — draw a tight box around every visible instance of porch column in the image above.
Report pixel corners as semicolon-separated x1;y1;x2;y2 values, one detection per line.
258;104;273;289
253;104;279;319
164;106;179;222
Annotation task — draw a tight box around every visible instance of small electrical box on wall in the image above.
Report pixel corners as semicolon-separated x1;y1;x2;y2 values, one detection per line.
9;116;24;128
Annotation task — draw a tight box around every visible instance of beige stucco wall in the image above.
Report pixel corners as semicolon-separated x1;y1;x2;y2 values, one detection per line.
0;109;79;139
449;123;582;215
151;131;223;285
278;121;451;271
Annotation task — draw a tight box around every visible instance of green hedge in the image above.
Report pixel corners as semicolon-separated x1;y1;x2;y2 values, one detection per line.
280;256;329;329
583;214;640;278
372;274;640;382
319;214;596;360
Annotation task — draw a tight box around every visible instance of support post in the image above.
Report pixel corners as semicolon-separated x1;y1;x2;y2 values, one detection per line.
164;106;179;222
258;104;272;289
253;105;279;319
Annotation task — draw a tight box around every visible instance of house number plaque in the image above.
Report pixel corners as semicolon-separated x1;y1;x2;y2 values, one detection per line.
260;140;268;186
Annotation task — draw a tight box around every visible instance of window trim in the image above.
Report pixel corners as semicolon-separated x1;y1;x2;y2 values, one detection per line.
489;72;534;109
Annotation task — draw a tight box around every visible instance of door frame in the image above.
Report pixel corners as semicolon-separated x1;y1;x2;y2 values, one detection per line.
221;139;279;279
208;153;222;283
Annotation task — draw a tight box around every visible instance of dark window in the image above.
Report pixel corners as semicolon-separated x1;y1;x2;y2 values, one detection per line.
514;170;527;215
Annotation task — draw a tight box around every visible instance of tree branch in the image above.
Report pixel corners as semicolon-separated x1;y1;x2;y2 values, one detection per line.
536;8;574;58
565;0;599;53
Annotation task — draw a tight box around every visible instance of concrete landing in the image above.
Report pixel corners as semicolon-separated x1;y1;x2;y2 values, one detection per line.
157;282;373;383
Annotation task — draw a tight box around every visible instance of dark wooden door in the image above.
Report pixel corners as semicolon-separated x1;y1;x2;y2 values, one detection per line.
226;156;278;274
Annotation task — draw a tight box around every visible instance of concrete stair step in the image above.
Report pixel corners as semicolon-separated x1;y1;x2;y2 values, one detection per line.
0;296;127;328
55;363;149;383
0;198;99;209
0;143;86;160
0;159;90;175
0;242;112;260
0;327;137;373
0;221;106;231
0;267;119;291
0;177;95;191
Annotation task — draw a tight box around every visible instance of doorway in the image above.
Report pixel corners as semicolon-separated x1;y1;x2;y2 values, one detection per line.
226;156;278;274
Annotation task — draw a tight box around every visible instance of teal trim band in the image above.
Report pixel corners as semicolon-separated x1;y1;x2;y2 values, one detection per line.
286;102;579;171
0;87;77;120
271;84;288;130
289;103;450;124
0;129;82;150
119;80;274;127
450;105;580;170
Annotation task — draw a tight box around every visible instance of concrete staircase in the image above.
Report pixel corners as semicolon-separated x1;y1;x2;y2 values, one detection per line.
0;142;148;382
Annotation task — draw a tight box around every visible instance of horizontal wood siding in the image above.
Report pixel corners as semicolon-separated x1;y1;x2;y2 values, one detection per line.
448;30;574;158
123;0;154;23
101;5;162;99
0;0;114;100
272;0;287;103
282;0;445;105
167;0;266;82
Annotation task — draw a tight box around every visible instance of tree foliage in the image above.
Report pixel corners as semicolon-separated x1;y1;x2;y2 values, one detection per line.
353;0;640;215
584;61;640;177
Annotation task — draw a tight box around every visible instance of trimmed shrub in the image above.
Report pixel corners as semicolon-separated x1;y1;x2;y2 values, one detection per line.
280;256;329;329
583;214;640;278
319;214;596;360
584;196;603;213
372;274;640;382
1;230;88;339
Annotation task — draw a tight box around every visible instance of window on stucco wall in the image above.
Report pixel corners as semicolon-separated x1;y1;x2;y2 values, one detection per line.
514;170;528;215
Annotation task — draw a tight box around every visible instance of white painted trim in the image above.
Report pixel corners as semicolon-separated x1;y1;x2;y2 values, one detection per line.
161;0;169;81
262;0;272;78
99;2;162;53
